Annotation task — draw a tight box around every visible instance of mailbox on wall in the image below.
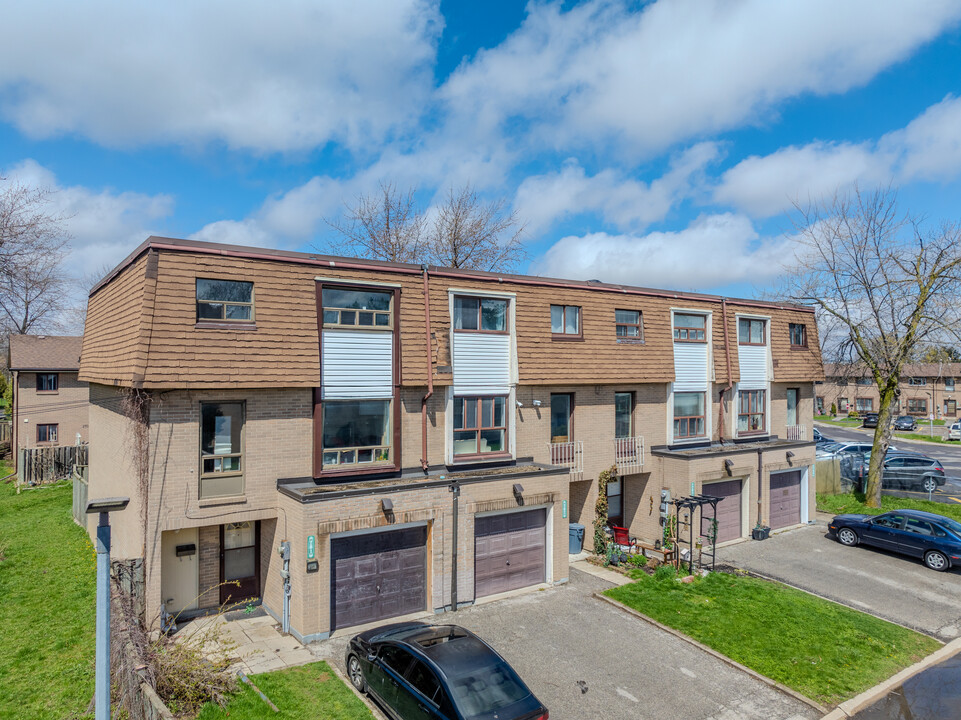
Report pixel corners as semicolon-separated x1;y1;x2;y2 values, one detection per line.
175;544;196;557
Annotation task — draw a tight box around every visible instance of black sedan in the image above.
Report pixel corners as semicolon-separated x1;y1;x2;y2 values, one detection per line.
893;415;918;431
862;413;879;428
828;509;961;571
346;623;549;720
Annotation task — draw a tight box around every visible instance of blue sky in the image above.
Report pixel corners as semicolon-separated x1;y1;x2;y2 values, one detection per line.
3;0;961;314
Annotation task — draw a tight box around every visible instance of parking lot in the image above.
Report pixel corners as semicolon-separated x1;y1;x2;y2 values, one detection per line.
316;567;817;720
717;521;961;640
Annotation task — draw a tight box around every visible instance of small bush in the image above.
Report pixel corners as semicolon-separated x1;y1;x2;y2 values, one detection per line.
847;410;859;418
654;565;677;582
830;403;837;415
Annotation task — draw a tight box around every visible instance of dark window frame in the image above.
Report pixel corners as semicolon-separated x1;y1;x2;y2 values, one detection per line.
195;278;255;324
789;323;807;348
199;401;245;499
907;398;928;414
36;373;59;392
606;477;623;527
614;391;634;439
673;313;707;343
550;304;582;340
452;396;509;460
321;399;393;469
737;389;766;435
946;377;956;391
908;377;927;386
737;318;766;346
37;423;58;443
452;296;510;335
321;286;394;330
615;309;643;343
855;397;874;412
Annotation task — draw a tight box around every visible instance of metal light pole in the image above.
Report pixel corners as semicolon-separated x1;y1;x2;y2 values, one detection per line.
86;497;130;720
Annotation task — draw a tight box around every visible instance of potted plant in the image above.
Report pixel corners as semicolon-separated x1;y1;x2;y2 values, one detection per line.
752;521;771;541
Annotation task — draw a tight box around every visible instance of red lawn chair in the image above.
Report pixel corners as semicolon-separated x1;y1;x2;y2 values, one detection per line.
609;525;638;554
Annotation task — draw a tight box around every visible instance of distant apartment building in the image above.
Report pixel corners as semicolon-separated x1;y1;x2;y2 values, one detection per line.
80;237;823;642
9;335;88;452
819;363;961;418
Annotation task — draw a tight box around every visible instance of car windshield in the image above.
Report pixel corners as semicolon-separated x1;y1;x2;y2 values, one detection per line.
937;517;961;537
821;443;842;452
448;661;530;718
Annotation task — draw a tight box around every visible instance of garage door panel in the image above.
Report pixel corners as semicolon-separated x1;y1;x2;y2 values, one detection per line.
331;526;427;631
702;480;743;544
474;509;547;599
770;471;801;530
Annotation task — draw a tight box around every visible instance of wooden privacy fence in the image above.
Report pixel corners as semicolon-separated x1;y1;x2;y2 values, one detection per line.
815;457;842;495
17;444;89;487
0;421;10;445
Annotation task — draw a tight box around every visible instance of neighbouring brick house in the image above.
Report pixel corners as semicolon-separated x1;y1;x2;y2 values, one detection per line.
80;236;823;642
819;363;961;419
9;335;88;454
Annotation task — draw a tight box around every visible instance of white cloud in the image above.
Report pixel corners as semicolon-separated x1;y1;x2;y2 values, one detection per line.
514;143;720;234
441;0;961;157
713;95;961;216
5;160;174;278
534;213;788;289
0;1;441;152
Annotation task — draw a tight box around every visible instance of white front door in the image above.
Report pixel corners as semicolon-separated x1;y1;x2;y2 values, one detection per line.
161;528;199;615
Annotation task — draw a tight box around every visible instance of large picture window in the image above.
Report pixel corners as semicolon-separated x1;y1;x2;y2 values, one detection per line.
907;398;927;414
738;390;766;434
322;288;392;328
855;397;873;412
196;279;254;322
738;318;765;345
322;400;391;466
453;296;508;332
200;402;244;498
673;392;705;439
673;314;706;342
453;396;507;457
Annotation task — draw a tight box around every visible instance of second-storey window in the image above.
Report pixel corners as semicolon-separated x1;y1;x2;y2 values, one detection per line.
738;318;765;345
738;390;766;434
36;373;58;391
789;323;807;347
551;305;580;336
37;424;58;443
856;377;873;385
673;392;705;439
196;279;254;322
615;310;643;341
453;297;508;332
200;402;244;498
322;288;392;328
322;400;392;466
947;377;956;391
673;314;706;342
615;392;633;438
908;377;927;386
453;397;507;457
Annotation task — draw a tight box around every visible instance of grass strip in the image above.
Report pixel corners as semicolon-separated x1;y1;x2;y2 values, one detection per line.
197;662;375;720
818;492;961;522
0;470;96;719
605;570;939;706
891;432;948;444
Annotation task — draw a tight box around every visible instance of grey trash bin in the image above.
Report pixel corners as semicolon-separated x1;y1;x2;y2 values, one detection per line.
569;523;585;554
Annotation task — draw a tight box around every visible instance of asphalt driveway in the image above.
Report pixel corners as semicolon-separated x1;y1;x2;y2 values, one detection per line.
716;520;961;641
317;567;816;720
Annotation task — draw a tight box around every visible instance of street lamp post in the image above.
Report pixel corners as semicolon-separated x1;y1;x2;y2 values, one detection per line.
86;497;130;720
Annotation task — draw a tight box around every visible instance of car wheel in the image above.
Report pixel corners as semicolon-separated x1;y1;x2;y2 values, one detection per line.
924;550;949;572
347;655;367;693
837;528;859;546
922;477;938;493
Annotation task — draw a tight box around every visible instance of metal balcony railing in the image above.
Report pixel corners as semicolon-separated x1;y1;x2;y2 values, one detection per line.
548;441;583;481
786;425;807;441
613;436;645;475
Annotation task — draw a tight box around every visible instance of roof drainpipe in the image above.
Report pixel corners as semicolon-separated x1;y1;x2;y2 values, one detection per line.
420;265;434;473
719;299;735;443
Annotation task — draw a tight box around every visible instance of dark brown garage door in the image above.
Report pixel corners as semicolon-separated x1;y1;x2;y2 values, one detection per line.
701;480;742;543
475;509;546;599
770;471;802;530
331;526;427;631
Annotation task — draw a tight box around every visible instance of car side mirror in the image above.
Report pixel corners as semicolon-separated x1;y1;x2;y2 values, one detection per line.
367;653;378;663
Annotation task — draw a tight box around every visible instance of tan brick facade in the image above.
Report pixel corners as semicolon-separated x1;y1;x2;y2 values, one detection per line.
12;370;89;451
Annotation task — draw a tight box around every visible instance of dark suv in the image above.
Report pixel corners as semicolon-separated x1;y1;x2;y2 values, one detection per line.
841;450;946;493
862;413;879;428
893;416;917;431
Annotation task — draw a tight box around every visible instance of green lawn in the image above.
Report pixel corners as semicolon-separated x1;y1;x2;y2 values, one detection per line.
818;492;961;522
815;415;863;426
605;571;939;707
0;469;96;719
197;662;374;720
893;431;948;444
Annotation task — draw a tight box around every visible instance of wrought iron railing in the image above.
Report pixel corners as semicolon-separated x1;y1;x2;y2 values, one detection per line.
786;425;806;441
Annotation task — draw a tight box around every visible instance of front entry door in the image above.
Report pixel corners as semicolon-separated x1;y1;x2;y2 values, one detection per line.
221;521;260;606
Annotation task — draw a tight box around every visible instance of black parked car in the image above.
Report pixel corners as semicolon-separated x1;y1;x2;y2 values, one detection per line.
839;450;946;493
828;509;961;571
862;413;879;428
346;623;549;720
893;415;917;431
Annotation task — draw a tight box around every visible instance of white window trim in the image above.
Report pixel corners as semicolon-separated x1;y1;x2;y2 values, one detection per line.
448;290;519;386
444;386;518;464
734;383;770;437
668;384;712;445
671;308;715;382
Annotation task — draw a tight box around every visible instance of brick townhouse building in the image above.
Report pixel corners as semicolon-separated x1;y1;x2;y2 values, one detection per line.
9;335;89;454
80;236;823;642
819;363;961;419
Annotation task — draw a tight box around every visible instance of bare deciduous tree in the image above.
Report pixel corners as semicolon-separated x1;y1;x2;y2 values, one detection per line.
783;186;961;507
427;184;526;272
0;175;70;335
324;182;527;272
325;182;424;263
